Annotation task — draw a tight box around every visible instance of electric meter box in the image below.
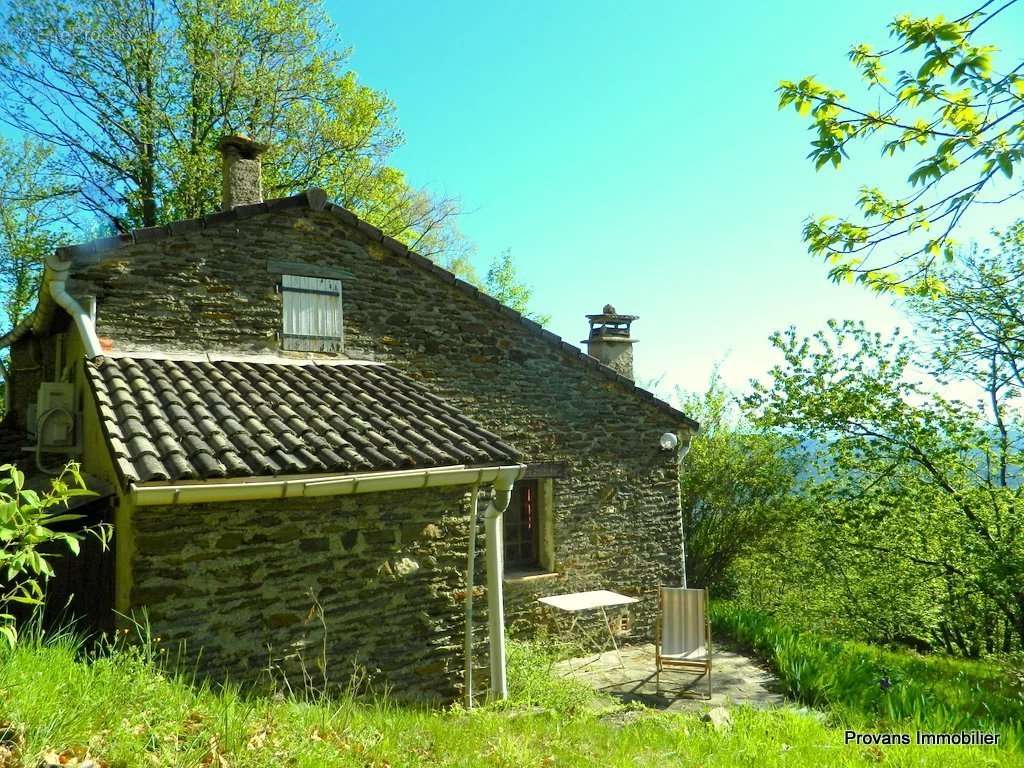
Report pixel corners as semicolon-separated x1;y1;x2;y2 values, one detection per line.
38;382;75;413
36;382;76;448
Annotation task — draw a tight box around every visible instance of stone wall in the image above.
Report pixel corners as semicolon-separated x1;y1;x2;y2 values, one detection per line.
130;486;489;702
8;318;69;432
68;204;688;643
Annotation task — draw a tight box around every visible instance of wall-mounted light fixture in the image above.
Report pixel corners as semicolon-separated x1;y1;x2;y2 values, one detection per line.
661;431;694;462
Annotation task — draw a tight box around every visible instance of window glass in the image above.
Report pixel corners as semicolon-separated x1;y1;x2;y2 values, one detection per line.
504;479;539;568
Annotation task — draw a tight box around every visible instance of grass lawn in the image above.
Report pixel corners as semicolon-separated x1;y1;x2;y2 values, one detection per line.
0;625;1019;767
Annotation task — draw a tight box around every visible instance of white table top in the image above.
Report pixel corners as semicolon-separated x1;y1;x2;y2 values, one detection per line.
537;589;639;612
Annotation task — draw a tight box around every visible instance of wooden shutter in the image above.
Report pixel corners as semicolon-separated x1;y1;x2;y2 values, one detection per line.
281;274;343;352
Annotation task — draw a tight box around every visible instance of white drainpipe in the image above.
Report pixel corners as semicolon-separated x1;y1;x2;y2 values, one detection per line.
0;253;99;412
483;467;520;700
46;254;102;359
463;483;481;707
677;437;693;588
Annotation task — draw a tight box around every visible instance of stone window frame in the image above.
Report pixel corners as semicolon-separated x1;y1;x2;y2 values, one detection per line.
504;463;563;582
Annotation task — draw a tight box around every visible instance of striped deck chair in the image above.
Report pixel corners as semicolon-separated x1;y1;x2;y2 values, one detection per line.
655;587;712;699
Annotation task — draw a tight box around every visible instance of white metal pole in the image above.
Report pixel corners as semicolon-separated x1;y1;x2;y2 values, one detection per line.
678;437;692;589
483;467;519;700
463;483;481;707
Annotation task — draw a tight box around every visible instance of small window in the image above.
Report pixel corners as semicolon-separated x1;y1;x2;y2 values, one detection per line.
281;274;343;352
504;478;555;573
505;480;539;568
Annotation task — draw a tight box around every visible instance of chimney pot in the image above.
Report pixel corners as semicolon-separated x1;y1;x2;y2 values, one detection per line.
217;135;268;211
582;305;639;380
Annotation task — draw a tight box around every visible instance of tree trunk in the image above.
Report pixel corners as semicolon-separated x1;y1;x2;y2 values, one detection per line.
938;621;956;654
139;0;158;227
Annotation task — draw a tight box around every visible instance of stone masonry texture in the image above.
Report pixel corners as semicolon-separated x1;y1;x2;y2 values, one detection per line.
585;338;636;380
59;205;688;698
131;486;488;703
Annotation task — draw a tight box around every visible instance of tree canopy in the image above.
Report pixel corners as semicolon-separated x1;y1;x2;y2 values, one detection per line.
779;1;1023;293
0;0;462;258
741;3;1024;655
485;249;550;325
747;226;1024;653
0;138;70;331
676;374;805;592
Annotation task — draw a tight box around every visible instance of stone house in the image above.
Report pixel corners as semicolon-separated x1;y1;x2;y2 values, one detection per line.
0;137;698;703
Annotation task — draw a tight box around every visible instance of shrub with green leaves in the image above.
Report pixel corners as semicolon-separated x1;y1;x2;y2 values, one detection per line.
0;461;102;647
713;602;1024;748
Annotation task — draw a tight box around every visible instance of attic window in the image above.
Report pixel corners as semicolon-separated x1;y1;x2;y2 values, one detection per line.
280;274;343;352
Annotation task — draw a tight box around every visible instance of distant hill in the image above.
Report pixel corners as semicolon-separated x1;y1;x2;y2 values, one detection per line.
789;434;1023;488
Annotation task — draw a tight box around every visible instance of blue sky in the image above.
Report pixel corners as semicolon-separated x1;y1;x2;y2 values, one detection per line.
327;0;1023;397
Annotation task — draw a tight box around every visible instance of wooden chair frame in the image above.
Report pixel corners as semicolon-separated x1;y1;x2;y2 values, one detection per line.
654;586;712;700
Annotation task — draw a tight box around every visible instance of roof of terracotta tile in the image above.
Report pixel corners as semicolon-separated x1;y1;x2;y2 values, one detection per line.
49;189;697;431
85;355;520;485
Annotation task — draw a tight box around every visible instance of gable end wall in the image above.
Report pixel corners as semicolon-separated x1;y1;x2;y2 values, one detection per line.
68;207;687;644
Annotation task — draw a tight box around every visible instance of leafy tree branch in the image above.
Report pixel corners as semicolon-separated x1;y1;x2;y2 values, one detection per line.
780;2;1023;293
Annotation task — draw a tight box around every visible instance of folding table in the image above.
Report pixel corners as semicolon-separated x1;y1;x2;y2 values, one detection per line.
538;589;639;671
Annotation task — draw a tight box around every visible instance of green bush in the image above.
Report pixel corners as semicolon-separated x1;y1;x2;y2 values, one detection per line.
713;602;1024;746
0;462;105;647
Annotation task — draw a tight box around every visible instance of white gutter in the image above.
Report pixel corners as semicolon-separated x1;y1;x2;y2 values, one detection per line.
483;466;521;700
129;464;525;506
130;466;520;507
0;253;95;411
46;253;102;358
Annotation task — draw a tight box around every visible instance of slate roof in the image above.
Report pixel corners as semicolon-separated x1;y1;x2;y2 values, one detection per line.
47;189;697;431
85;355;520;485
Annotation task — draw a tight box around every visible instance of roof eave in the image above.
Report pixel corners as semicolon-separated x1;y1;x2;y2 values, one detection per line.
130;462;527;506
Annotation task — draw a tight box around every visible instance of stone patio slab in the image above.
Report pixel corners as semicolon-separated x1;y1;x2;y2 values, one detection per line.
553;642;785;711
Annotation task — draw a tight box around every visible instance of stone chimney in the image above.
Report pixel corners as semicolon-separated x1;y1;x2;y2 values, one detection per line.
583;304;639;380
217;135;268;210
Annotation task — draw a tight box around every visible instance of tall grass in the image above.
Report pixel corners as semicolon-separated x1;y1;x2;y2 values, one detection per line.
503;638;601;714
0;620;1019;766
713;602;1024;746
